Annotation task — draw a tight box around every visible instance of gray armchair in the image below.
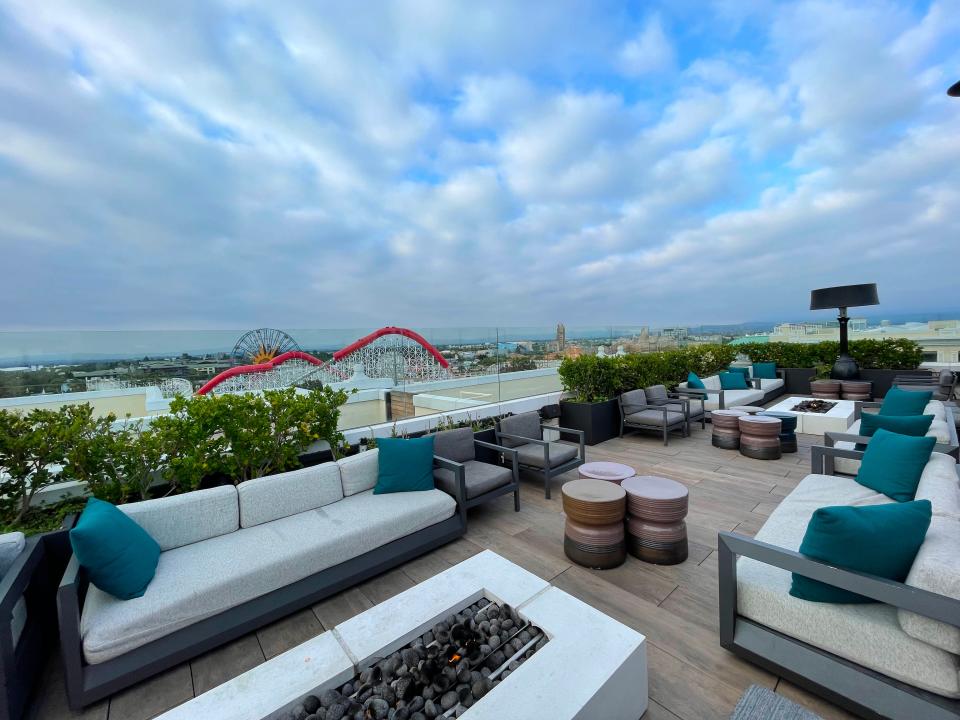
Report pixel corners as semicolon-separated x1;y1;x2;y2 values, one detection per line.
432;427;520;512
893;370;956;401
645;384;705;430
495;412;585;499
618;389;688;445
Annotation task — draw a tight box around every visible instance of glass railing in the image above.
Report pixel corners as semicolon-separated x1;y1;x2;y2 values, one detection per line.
0;325;672;432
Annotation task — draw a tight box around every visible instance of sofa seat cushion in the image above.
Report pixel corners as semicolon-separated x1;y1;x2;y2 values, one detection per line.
738;495;960;698
434;460;513;499
925;400;947;422
781;473;893;510
80;489;456;664
625;409;685;428
899;515;960;654
514;442;577;469
759;378;784;394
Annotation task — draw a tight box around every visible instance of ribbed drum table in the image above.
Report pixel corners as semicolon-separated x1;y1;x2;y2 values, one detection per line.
711;409;748;449
561;479;627;569
738;415;782;460
578;461;635;485
620;476;689;565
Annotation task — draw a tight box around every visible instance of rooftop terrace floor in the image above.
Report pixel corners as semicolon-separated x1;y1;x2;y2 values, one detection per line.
31;419;857;720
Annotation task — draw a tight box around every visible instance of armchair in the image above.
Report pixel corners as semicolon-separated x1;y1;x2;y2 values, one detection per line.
432;427;521;513
495;412;585;499
645;384;706;430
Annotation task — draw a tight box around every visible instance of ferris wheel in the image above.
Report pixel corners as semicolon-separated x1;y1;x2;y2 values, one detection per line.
231;328;301;365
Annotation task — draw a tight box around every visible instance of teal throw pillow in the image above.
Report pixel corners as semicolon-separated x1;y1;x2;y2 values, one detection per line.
69;497;160;600
790;500;931;603
719;372;748;390
752;362;777;380
860;413;933;438
686;372;705;389
879;387;932;416
727;366;751;378
855;428;936;502
374;436;436;494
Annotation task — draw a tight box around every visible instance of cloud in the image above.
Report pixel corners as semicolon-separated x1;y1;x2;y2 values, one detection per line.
0;0;956;332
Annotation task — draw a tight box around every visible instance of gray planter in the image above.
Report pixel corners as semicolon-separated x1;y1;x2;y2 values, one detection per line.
559;399;619;446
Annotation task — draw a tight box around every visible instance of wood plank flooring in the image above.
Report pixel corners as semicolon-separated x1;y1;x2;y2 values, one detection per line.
29;423;859;720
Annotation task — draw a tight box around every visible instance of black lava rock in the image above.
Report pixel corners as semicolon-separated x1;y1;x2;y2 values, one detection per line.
304;695;321;713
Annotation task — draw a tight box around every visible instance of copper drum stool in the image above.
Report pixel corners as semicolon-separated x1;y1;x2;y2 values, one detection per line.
712;409;747;449
561;479;627;569
621;475;689;565
759;411;798;453
738;415;782;460
578;461;635;485
841;380;872;401
810;379;841;399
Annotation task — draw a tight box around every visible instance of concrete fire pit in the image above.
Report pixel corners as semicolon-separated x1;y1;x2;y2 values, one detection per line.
157;550;648;720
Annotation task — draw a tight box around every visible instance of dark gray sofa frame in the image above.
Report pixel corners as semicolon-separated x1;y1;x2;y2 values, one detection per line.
495;422;585;499
718;444;960;720
823;401;959;462
434;438;521;512
57;486;468;710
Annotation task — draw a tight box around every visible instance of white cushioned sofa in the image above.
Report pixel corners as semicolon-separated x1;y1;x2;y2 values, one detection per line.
719;444;960;719
58;449;466;709
826;400;959;475
676;368;785;412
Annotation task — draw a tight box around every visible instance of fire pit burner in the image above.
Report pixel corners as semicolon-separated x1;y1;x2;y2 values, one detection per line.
790;399;837;414
279;598;546;720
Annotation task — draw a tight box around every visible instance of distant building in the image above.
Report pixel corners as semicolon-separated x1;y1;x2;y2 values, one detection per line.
556;323;566;350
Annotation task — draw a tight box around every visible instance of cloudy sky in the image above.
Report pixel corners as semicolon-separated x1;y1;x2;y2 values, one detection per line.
1;0;958;331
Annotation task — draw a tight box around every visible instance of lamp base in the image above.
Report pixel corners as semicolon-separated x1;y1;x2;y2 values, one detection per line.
830;354;860;380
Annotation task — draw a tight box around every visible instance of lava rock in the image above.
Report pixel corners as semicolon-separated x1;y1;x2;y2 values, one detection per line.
519;630;531;644
488;634;501;649
401;648;419;668
321;690;342;709
364;697;389;719
407;696;424;713
423;699;438;718
372;684;396;705
326;703;347;720
410;714;426;720
440;691;458;711
472;677;492;699
501;619;514;631
292;705;308;720
486;605;500;619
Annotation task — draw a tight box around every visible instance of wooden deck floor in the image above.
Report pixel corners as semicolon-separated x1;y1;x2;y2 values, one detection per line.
30;424;859;720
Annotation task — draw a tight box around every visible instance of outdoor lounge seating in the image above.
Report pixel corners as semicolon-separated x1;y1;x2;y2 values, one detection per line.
56;450;467;709
893;370;957;401
719;444;960;719
826;399;959;474
432;427;521;511
645;384;706;430
676;368;784;412
495;412;584;499
618;389;689;445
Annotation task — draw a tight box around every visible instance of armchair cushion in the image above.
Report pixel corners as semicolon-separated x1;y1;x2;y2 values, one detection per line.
719;372;749;390
497;412;542;448
433;427;476;464
374;437;435;494
70;498;161;601
752;362;778;379
789;500;932;604
625;409;685;428
434;461;512;500
855;429;936;502
644;385;670;405
686;372;705;389
514;442;578;469
880;388;933;416
620;389;647;415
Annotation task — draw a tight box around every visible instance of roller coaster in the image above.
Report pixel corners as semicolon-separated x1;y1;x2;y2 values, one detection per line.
197;327;450;395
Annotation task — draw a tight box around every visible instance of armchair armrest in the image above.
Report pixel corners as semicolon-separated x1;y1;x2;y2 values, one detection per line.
433;455;468;524
475;440;520;482
57;555;87;702
549;425;586;461
0;536;43;622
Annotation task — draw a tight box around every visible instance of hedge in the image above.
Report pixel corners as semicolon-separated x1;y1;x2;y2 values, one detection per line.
558;338;922;403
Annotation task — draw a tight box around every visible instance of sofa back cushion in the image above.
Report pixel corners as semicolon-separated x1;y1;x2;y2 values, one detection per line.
727;366;751;379
337;449;379;496
752;362;777;380
497;412;541;448
686;372;705;389
620;389;647;415
855;429;936;502
860;412;934;438
433;427;475;464
914;452;960;519
898;515;960;654
238;462;343;528
703;375;722;391
789;500;932;604
120;485;239;551
644;385;669;405
881;387;932;415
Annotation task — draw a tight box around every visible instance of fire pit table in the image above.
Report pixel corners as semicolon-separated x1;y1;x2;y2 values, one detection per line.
765;395;857;434
156;551;648;720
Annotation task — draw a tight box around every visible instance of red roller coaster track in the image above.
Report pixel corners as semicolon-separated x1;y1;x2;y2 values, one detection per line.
196;326;449;395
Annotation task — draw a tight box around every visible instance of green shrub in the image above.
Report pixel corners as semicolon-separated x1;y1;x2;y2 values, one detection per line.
732;338;922;370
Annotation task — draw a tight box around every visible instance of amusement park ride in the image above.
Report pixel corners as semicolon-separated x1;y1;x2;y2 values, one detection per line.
196;327;450;395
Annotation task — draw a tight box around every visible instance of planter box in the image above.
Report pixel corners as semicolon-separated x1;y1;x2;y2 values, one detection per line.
559;399;619;446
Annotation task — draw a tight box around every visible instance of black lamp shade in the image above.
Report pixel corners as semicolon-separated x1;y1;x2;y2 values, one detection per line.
810;283;879;311
949;80;960;97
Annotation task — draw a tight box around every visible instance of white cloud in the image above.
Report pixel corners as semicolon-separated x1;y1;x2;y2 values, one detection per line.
618;15;676;77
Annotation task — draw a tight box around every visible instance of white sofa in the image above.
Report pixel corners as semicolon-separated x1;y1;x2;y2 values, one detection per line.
677;368;784;412
58;449;465;708
720;445;960;718
827;400;959;475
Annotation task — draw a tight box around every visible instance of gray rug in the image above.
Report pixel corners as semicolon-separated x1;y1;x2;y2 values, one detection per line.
729;685;824;720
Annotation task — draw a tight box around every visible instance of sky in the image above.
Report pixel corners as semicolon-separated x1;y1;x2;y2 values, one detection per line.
0;0;958;331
